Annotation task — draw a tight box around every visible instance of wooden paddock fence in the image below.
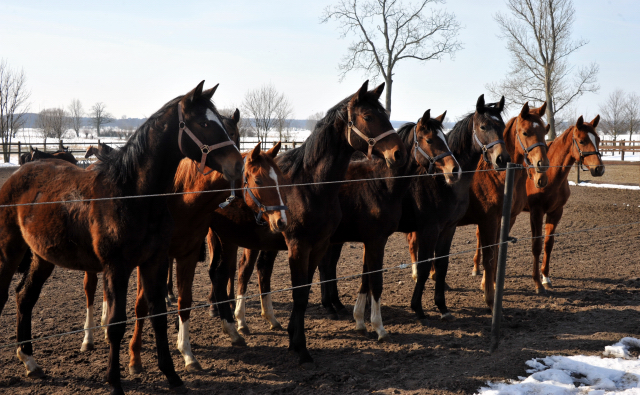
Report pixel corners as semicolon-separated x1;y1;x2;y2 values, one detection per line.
598;140;640;161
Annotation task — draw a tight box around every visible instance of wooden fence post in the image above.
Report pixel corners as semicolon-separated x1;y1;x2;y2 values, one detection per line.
621;140;625;161
18;141;21;160
576;162;581;184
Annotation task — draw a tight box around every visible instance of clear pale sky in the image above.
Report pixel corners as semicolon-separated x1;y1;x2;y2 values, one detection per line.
1;0;638;123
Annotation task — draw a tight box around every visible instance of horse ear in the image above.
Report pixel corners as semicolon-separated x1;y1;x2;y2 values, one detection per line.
435;111;447;124
267;142;281;158
30;145;34;153
498;96;505;112
576;116;584;128
591;114;600;128
545;124;550;135
351;80;369;106
250;142;261;161
421;109;431;124
183;80;206;105
520;102;530;118
536;102;548;117
233;108;240;125
476;94;486;113
201;83;219;101
371;83;385;100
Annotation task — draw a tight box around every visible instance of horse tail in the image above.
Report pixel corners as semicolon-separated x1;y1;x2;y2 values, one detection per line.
199;240;207;263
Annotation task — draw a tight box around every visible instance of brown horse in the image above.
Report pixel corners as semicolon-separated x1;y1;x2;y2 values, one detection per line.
20;146;78;166
206;81;406;365
84;142;115;159
525;115;604;293
457;102;550;309
0;81;242;394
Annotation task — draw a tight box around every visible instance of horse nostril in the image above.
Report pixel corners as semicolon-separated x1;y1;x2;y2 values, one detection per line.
393;149;401;162
276;219;285;229
452;166;459;176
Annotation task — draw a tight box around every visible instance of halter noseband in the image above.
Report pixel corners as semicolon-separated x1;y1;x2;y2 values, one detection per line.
241;157;288;226
346;106;397;159
473;130;504;164
516;132;547;169
572;132;601;171
413;125;453;175
178;102;237;175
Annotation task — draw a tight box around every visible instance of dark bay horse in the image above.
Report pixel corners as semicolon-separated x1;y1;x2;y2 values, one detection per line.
85;142;115;159
459;102;550;309
314;110;459;339
19;146;78;166
0;81;242;394
206;81;407;365
525;115;604;293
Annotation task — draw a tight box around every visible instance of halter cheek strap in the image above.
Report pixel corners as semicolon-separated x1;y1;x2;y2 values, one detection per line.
178;102;237;175
412;125;453;175
516;132;547;168
241;157;288;226
346;106;397;159
473;131;505;164
573;135;601;171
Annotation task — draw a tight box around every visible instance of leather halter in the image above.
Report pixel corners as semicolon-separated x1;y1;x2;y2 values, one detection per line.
473;130;504;164
516;132;547;168
413;125;453;175
178;102;237;175
241;157;288;226
573;132;601;171
346;106;397;159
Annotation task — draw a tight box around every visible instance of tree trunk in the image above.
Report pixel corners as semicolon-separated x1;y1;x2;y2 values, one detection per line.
384;77;393;115
544;71;556;141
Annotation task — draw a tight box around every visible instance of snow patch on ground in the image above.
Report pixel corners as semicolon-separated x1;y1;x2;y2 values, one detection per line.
568;181;640;191
477;338;640;394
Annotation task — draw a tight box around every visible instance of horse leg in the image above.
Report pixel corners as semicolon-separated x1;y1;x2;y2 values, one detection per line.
318;243;344;319
327;244;347;314
529;207;546;294
174;252;203;372
166;260;175;306
365;240;389;341
138;259;184;392
101;282;108;340
206;229;219;317
542;207;563;290
103;265;133;395
128;268;147;375
471;226;482;276
257;249;282;330
478;221;498;310
0;232;28;317
15;255;54;379
406;232;419;282
353;247;370;336
234;248;259;333
208;240;245;345
410;229;437;320
433;225;456;320
81;272;99;352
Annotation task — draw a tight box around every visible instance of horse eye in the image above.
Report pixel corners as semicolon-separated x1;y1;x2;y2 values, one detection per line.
480;125;486;131
426;139;433;144
580;140;587;145
522;132;529;137
254;179;263;186
363;116;371;122
200;122;208;128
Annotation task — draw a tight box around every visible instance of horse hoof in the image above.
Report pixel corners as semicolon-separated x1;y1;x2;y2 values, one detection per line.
185;361;203;373
81;342;95;352
270;323;283;331
26;367;45;379
377;333;390;342
170;384;189;394
356;329;368;338
535;287;546;295
299;361;316;370
543;282;553;290
327;313;339;321
239;326;251;336
110;387;126;395
129;364;144;375
232;337;247;347
440;312;454;321
471;270;479;277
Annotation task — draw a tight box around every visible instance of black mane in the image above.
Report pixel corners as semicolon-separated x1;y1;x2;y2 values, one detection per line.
448;109;504;169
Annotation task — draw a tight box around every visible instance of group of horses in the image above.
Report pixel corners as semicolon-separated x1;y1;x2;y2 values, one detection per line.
0;80;604;394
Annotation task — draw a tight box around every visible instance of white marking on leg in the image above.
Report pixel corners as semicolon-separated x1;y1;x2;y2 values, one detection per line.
542;275;551;285
269;166;287;224
101;300;108;340
176;319;199;368
353;293;367;331
411;263;418;282
260;294;281;329
82;306;95;350
17;348;41;374
235;294;248;332
370;296;388;340
221;318;243;344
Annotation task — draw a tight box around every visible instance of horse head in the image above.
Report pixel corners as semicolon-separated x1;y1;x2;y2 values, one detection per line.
221;108;241;148
179;81;243;182
511;102;550;188
243;142;289;233
339;80;407;169
472;94;510;170
572;115;604;177
413;109;460;185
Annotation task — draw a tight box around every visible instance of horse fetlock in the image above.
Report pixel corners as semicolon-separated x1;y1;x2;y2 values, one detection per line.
101;300;109;340
17;348;44;378
129;363;144;375
411;263;418;282
370;297;387;342
541;275;552;287
353;293;367;332
260;294;281;330
177;319;200;368
221;319;245;346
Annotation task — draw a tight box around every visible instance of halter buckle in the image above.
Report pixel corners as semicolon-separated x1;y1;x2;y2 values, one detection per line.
179;121;186;129
201;146;210;154
367;138;376;146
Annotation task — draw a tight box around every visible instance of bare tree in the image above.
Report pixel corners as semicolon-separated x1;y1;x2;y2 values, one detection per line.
624;92;640;141
90;102;114;136
274;97;294;141
68;99;84;137
35;109;55;145
241;84;293;142
321;0;461;114
0;59;30;162
306;111;325;131
598;89;626;142
487;0;599;140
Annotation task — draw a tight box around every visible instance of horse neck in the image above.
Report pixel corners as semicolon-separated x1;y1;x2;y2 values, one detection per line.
503;118;523;164
296;123;354;187
545;127;577;187
449;121;483;176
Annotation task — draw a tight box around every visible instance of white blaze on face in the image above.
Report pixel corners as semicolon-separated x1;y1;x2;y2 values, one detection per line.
268;166;287;224
588;133;599;153
490;115;501;122
206;109;225;130
438;130;461;179
353;293;367;331
177;318;198;367
532;122;540;128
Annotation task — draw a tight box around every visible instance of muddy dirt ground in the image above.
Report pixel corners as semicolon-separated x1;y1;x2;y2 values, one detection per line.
0;166;639;394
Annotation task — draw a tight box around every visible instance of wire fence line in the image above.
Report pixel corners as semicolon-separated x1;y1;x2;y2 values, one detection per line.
0;162;629;209
1;218;639;350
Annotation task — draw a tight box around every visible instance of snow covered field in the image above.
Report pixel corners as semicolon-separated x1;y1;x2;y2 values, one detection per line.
477;338;640;394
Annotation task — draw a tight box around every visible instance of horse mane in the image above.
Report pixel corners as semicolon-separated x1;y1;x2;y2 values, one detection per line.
94;96;182;185
448;108;505;168
396;122;416;149
277;91;386;179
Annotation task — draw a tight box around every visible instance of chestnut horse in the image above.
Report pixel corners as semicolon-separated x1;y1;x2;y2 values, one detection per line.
314;110;460;340
525;115;604;293
84;142;115;159
0;81;242;394
458;102;550;309
206;81;407;365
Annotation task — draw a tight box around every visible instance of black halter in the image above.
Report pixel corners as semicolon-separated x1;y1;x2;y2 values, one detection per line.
240;157;288;226
413;125;454;174
473;131;504;164
516;132;547;168
573;134;601;171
